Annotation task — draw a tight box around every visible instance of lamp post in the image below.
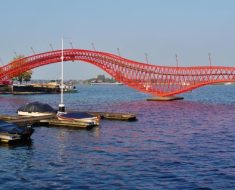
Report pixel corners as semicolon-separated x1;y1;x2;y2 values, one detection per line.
30;46;36;54
91;42;96;51
49;43;54;51
208;53;212;67
145;53;149;64
175;54;179;68
117;48;121;56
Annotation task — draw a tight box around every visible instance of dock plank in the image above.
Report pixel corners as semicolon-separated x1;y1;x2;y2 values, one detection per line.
89;112;137;121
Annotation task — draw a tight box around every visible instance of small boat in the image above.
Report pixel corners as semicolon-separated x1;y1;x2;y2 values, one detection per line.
17;102;56;116
224;82;232;85
57;112;100;125
0;120;34;143
55;39;100;127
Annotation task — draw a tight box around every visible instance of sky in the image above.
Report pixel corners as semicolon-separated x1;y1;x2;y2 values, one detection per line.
0;0;235;80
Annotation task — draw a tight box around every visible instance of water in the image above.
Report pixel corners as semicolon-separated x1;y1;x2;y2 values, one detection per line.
0;84;235;189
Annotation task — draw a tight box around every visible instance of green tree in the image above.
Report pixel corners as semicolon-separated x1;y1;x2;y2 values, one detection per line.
12;55;33;84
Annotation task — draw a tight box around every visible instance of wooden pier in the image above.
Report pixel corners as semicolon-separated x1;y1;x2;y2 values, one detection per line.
0;111;137;128
0;112;137;143
89;112;137;121
0;133;21;143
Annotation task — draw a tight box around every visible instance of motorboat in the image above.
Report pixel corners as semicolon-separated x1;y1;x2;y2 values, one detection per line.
56;39;100;126
17;102;56;116
0;120;34;143
57;112;100;125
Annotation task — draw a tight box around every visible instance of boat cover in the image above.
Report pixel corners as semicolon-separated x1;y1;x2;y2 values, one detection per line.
58;112;95;119
0;120;25;134
17;102;56;113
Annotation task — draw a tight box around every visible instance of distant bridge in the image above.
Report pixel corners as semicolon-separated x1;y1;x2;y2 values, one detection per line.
0;49;235;97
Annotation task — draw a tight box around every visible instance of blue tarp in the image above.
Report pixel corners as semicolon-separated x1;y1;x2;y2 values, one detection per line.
58;112;94;119
0;120;25;134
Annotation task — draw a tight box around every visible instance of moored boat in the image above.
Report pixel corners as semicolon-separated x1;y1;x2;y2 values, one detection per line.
17;102;56;116
57;112;100;125
0;120;34;143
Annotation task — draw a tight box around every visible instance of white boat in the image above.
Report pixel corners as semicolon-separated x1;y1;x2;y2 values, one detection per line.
57;112;100;125
224;82;232;85
18;111;54;117
56;38;100;126
17;102;56;117
90;82;123;85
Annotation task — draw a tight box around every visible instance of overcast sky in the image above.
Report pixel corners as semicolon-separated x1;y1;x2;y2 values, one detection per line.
0;0;234;80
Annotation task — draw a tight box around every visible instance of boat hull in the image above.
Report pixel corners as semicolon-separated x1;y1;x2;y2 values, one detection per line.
57;112;100;125
18;111;55;117
0;120;34;143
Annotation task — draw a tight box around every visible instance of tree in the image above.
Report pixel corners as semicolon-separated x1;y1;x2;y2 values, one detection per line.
12;55;33;84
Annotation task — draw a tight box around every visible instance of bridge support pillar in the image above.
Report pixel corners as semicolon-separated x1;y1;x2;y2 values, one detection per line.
146;96;184;101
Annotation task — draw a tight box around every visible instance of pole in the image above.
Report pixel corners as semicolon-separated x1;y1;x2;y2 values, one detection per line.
175;54;179;67
49;43;54;51
61;38;64;105
0;58;3;65
145;53;149;64
117;48;121;56
58;38;65;112
208;53;212;67
91;42;96;51
70;42;74;49
30;46;36;54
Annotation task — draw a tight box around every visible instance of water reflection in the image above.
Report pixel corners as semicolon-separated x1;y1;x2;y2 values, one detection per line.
0;85;235;189
0;139;33;149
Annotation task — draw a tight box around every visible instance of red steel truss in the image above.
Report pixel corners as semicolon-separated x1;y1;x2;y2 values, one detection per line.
0;49;235;97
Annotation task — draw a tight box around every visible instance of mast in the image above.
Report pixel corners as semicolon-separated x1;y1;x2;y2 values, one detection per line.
58;38;65;112
61;38;64;105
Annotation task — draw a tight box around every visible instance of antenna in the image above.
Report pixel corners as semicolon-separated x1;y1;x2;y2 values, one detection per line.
117;48;121;56
175;54;179;67
208;53;212;67
30;46;36;54
70;42;74;49
49;43;54;51
145;53;149;64
91;42;96;51
14;51;17;57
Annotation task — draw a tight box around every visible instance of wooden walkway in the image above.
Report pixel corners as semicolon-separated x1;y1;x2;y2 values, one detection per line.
0;112;137;129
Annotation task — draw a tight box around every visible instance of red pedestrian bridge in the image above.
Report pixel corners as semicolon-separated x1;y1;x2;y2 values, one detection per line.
0;49;235;97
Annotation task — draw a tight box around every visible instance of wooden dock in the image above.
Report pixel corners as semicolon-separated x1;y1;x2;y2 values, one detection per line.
89;112;137;121
0;112;137;143
0;114;95;129
0;111;137;128
0;114;56;126
0;133;21;143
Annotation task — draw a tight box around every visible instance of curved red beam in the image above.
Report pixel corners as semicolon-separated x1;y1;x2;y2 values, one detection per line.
0;49;235;97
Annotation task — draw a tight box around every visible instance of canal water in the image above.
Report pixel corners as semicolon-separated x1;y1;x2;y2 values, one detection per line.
0;85;235;189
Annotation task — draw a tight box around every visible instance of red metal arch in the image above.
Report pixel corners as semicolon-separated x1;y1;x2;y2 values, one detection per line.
1;49;235;97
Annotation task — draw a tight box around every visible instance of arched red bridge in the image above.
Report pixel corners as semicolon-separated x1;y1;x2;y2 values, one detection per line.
0;49;235;97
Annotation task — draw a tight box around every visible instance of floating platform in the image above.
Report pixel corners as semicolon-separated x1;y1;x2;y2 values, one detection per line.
0;119;34;143
0;132;21;143
146;96;184;101
48;119;96;129
0;114;95;129
89;112;137;121
0;111;137;130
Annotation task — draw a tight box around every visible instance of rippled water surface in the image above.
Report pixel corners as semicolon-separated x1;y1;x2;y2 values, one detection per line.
0;85;235;189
